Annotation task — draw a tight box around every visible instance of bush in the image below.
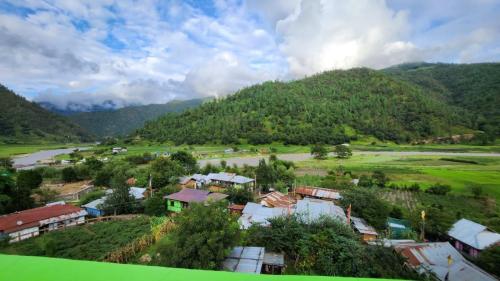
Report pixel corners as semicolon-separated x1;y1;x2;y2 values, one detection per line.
61;167;78;183
425;184;451;195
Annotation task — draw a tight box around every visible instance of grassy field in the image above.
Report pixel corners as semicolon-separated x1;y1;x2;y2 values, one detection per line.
296;154;500;200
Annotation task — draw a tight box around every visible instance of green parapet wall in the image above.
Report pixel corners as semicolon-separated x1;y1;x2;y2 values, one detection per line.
0;254;402;281
166;199;183;213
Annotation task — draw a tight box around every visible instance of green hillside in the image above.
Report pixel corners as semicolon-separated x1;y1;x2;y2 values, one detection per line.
0;85;92;143
136;68;475;145
68;98;205;137
384;62;500;135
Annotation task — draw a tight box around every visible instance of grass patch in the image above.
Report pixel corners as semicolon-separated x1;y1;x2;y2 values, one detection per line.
440;158;479;164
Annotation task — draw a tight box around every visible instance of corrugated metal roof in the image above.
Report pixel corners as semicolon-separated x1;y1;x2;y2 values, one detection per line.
238;203;288;229
129;187;146;200
394;242;497;281
259;191;295;208
165;189;210;203
0;204;86;233
263;252;285;266
351;216;378;236
223;246;265;274
82;197;106;209
448;218;500;250
295;186;341;200
295;198;346;224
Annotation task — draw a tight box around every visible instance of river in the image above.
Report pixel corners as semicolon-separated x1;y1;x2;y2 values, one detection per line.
12;147;90;169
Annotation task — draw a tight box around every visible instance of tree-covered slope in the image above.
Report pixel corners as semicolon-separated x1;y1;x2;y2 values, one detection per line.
136;68;474;145
68;98;205;137
0;85;92;143
384;62;500;135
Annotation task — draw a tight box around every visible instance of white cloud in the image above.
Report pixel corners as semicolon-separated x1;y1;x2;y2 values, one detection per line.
0;0;498;110
274;0;422;77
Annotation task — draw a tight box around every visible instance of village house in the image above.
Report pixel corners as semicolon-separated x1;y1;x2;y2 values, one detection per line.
164;188;228;213
180;172;255;190
294;186;342;201
238;202;289;229
447;218;500;257
295;198;347;224
223;246;285;275
259;191;295;208
83;187;147;217
0;203;87;243
351;216;378;242
394;242;497;281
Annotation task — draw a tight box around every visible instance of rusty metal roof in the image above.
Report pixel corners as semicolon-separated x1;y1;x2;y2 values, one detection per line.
394;242;497;281
259;191;295;208
295;186;341;200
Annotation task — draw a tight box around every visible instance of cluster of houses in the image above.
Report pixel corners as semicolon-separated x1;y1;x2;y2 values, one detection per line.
2;168;499;280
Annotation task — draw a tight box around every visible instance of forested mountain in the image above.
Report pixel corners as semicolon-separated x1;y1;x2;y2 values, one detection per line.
136;68;476;145
68;99;206;137
384;62;500;135
0;85;92;143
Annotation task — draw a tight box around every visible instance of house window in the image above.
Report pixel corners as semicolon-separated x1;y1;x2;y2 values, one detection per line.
170;201;175;207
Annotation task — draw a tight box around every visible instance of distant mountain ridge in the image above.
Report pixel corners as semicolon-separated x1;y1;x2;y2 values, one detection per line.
384;62;500;135
0;85;92;143
38;101;118;116
66;98;207;137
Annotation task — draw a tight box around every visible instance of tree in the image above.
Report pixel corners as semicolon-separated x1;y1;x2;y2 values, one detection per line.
83;157;103;173
311;144;328;159
0;169;15;214
16;170;42;190
157;202;240;269
255;159;275;192
334;144;352;159
372;170;388;187
476;246;500;277
469;185;483;198
226;187;254;205
340;188;390;229
34;188;59;205
61;167;78;183
425;184;451;195
0;157;14;172
144;194;166;216
103;173;137;215
412;206;454;240
358;174;373;187
150;158;185;189
170;151;198;173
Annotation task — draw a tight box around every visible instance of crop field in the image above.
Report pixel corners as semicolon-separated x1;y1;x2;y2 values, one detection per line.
296;154;500;200
0;143;87;157
0;217;151;261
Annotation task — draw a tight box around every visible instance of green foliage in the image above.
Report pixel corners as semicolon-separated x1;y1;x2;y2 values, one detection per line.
255;157;295;192
61;167;78;183
311;144;328;159
245;215;421;279
340;188;390;229
0;84;92;143
385;62;500;138
170;151;198;173
79;190;106;206
475;246;500;277
0;169;15;214
33;188;59;205
371;170;388;187
157;202;240;270
68;98;205;137
469;185;483;198
0;217;151;260
136;68;477;145
334;145;352;159
425;183;452;195
143;194;166;216
16;170;42;190
150;158;185;189
225;187;254;205
103;172;137;215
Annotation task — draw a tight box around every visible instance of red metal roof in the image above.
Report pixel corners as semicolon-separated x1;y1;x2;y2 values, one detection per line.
228;204;245;211
0;204;84;233
295;186;341;200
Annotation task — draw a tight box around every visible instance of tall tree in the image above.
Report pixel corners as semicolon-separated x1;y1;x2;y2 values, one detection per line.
158;202;240;269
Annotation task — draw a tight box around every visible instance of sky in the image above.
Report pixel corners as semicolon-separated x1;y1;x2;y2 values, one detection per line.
0;0;499;110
